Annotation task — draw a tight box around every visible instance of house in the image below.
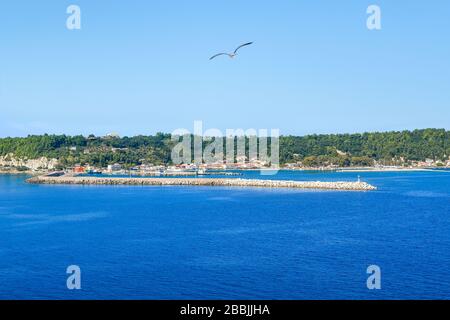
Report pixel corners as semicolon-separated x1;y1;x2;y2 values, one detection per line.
107;163;122;172
73;165;85;173
105;132;120;139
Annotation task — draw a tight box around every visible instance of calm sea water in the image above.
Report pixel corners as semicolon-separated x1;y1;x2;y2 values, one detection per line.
1;170;450;299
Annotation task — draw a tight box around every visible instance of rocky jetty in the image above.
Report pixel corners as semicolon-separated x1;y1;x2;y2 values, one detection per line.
27;175;377;191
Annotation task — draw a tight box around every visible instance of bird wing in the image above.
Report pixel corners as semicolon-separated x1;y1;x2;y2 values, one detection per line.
210;53;229;60
233;42;253;54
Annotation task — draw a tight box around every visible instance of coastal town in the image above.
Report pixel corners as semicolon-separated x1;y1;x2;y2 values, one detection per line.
0;150;446;192
1;154;450;176
69;156;450;175
0;152;449;176
0;129;449;176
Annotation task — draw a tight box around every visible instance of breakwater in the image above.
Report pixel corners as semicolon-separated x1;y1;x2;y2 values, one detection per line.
107;171;242;177
27;175;377;191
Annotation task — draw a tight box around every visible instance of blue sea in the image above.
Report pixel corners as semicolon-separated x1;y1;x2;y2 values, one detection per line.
1;170;450;299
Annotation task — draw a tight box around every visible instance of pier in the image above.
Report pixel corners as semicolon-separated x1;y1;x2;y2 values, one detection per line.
27;175;377;191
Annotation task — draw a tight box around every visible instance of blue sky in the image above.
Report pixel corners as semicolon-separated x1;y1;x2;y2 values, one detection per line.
0;0;449;137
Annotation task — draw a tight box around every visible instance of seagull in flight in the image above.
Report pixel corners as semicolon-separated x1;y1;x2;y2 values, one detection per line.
210;42;253;60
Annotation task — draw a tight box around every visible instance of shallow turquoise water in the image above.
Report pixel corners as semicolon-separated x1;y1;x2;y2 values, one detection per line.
1;170;450;299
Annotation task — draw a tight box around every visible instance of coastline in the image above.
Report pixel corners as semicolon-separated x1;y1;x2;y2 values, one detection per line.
26;175;377;191
334;167;435;173
1;167;442;176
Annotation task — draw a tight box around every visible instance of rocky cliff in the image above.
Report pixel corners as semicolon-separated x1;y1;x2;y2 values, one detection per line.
0;154;58;171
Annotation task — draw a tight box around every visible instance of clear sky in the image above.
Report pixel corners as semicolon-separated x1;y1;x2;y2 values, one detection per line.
0;0;449;137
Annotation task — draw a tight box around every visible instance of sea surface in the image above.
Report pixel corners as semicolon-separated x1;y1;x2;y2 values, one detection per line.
1;170;450;299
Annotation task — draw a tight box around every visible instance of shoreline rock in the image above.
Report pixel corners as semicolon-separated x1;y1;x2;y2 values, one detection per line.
0;154;58;171
26;175;377;191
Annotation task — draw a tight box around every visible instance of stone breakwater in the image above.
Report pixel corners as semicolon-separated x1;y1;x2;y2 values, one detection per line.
27;175;377;191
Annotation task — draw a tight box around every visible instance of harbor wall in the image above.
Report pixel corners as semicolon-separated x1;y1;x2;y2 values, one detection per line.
27;175;377;191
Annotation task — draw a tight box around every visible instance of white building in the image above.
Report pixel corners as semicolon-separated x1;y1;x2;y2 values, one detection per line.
107;163;122;172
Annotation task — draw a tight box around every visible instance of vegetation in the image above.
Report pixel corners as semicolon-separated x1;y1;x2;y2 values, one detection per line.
280;129;449;166
0;129;448;168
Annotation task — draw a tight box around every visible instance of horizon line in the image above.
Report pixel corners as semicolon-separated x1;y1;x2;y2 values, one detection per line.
0;127;448;139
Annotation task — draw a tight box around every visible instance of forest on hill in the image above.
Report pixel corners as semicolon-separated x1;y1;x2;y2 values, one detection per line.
0;129;448;168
